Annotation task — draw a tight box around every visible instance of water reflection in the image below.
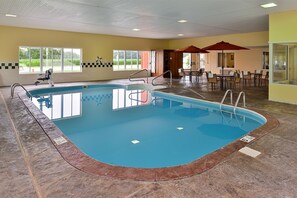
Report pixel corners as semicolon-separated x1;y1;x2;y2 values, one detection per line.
32;92;82;120
32;88;151;120
112;89;150;110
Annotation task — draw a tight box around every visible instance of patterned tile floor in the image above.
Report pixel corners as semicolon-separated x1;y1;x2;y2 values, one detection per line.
1;77;297;197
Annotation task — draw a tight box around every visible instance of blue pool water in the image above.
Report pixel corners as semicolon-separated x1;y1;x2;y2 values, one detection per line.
30;84;266;168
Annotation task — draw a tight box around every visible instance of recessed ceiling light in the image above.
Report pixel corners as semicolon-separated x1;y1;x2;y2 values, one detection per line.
177;34;184;37
5;14;17;17
260;3;277;8
178;19;187;23
132;28;140;31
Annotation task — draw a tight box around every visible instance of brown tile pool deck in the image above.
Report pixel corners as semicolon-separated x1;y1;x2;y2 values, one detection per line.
19;85;278;181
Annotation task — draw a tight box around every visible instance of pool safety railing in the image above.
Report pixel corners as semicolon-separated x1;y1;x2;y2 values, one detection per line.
234;91;246;114
152;70;172;88
220;89;233;110
11;83;32;99
129;69;149;84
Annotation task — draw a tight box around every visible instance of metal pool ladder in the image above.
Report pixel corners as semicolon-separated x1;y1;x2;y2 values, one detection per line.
220;90;246;113
11;83;32;98
220;89;233;110
129;69;149;84
233;91;246;114
152;70;172;88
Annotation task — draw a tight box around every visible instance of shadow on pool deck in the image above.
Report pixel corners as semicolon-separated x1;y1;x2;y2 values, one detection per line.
1;78;297;197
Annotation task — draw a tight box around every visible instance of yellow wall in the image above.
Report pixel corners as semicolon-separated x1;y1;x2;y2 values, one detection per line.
169;31;269;74
269;84;297;104
169;31;268;49
269;10;297;104
0;25;169;61
0;26;269;86
0;25;169;86
269;10;297;42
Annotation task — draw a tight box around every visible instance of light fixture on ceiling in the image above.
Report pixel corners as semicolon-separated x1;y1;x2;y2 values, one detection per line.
132;28;140;31
260;3;277;8
178;19;187;23
5;14;17;17
177;34;184;37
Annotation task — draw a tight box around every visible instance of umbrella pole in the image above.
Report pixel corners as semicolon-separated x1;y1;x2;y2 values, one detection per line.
221;50;224;74
221;50;224;89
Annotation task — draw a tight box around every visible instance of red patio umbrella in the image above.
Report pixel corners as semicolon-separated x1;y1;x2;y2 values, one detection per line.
202;41;249;74
176;45;209;70
176;45;209;53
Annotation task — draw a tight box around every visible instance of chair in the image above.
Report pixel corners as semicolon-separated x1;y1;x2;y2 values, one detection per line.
34;69;54;87
178;68;186;80
206;72;218;90
242;71;252;87
227;72;241;89
183;69;192;81
261;71;269;86
254;70;263;86
191;68;204;82
225;71;234;88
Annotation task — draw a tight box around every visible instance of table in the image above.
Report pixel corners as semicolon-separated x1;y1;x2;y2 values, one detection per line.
190;70;203;82
183;70;203;82
216;74;234;89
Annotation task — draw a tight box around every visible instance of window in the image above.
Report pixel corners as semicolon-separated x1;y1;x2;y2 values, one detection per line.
263;52;269;69
19;46;82;73
272;43;297;85
182;53;191;69
272;44;289;83
151;51;156;73
199;54;207;69
113;50;151;71
218;52;234;68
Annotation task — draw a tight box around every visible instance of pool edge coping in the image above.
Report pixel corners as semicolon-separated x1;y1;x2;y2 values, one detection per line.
18;87;279;181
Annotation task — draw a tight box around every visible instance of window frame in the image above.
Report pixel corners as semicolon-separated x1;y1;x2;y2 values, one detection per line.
113;50;143;71
19;46;82;74
182;53;192;69
218;52;235;68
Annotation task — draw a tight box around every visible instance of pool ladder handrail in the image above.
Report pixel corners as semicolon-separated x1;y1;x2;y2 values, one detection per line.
233;91;246;114
11;83;32;99
220;89;233;110
152;70;172;88
129;69;149;84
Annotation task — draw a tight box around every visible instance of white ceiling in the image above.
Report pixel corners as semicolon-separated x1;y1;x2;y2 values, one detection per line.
1;0;297;39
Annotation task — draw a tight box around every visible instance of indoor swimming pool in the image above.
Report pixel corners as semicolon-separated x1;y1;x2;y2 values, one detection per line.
29;84;266;169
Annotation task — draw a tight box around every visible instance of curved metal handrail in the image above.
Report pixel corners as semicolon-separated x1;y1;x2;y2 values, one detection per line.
152;70;172;88
128;90;149;103
220;89;233;110
129;69;149;84
234;91;246;114
11;83;32;99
